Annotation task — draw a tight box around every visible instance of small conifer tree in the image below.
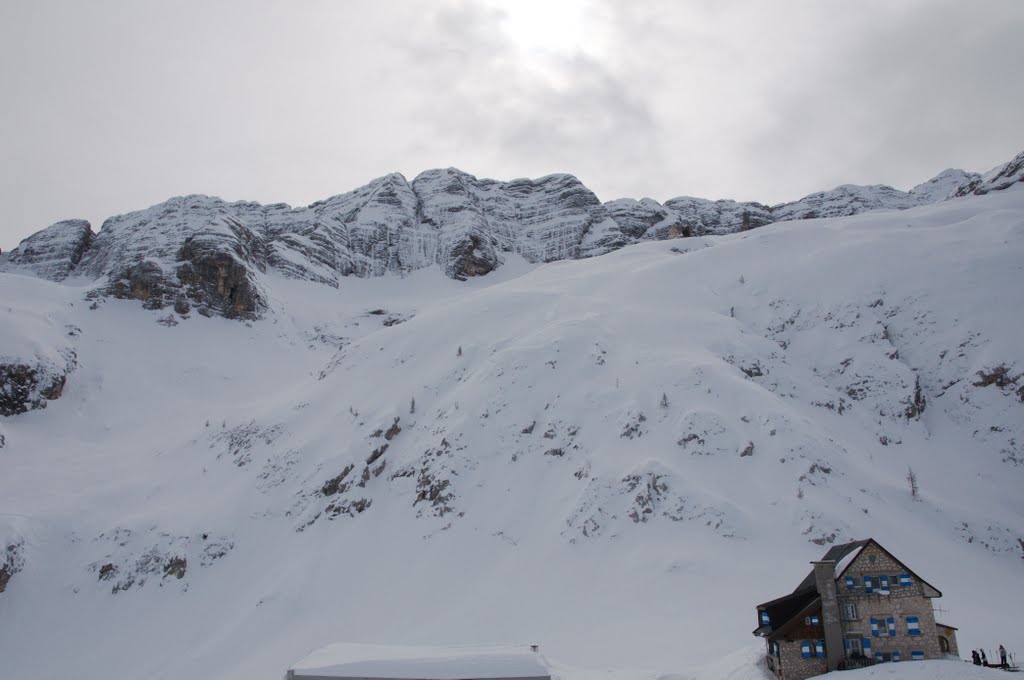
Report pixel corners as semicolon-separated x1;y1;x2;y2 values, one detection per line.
907;466;920;500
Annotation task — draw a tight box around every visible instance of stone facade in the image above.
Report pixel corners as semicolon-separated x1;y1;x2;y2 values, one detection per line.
837;543;944;662
772;639;827;680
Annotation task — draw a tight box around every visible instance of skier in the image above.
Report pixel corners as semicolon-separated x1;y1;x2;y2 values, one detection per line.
972;650;981;665
981;649;988;666
1000;645;1008;668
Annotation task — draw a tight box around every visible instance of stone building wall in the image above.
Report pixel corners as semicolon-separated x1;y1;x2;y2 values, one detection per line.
837;543;944;660
778;640;827;680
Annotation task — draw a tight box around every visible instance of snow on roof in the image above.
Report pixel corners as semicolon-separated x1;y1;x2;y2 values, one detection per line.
289;643;552;680
833;545;864;578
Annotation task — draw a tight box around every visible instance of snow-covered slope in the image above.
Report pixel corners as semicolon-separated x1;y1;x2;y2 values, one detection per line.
5;151;1023;324
0;186;1022;680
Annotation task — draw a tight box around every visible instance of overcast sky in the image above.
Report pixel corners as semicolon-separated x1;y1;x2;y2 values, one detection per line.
2;0;1023;250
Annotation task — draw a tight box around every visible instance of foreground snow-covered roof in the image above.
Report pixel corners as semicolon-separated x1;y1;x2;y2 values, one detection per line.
288;643;552;680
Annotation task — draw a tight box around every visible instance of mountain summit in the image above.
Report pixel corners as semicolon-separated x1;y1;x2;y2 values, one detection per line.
3;150;1022;321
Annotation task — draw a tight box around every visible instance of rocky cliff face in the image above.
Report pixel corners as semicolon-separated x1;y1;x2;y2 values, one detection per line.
3;219;93;281
0;360;71;417
3;149;1022;320
74;197;269;319
412;169;623;278
660;197;774;236
956;149;1024;196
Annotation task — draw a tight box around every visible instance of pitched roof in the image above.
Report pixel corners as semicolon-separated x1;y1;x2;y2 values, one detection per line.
754;589;819;638
792;539;871;593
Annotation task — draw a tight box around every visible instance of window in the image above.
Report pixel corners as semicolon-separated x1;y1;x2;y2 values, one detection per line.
886;617;896;637
800;640;826;659
846;638;863;658
843;602;858;620
906;616;921;636
805;615;820;626
760;611;770;626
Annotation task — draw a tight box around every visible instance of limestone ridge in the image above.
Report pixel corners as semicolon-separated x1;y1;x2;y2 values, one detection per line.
3;219;93;282
3;149;1022;318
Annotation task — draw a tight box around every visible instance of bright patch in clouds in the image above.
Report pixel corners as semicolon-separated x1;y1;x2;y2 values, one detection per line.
487;0;597;56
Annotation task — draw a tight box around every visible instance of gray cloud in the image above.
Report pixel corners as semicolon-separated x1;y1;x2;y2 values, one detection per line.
2;0;1022;250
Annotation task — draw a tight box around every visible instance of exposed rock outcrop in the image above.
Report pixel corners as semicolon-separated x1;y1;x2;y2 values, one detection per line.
0;540;25;594
176;219;267;319
0;357;72;417
956;149;1024;196
661;196;773;235
4;219;94;281
4;148;1022;321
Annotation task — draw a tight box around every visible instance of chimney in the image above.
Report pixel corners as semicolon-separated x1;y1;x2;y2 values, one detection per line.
813;560;844;671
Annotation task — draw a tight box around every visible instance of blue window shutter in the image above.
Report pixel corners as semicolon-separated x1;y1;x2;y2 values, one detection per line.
912;651;924;660
761;611;770;625
899;573;912;587
863;638;872;654
845;576;855;589
887;617;896;636
880;575;889;589
816;640;825;658
870;618;880;637
875;653;884;662
906;616;921;635
864;576;873;592
893;651;901;662
802;641;811;658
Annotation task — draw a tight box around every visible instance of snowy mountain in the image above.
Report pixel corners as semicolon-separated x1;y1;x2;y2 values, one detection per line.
3;150;1022;326
1;173;1022;680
